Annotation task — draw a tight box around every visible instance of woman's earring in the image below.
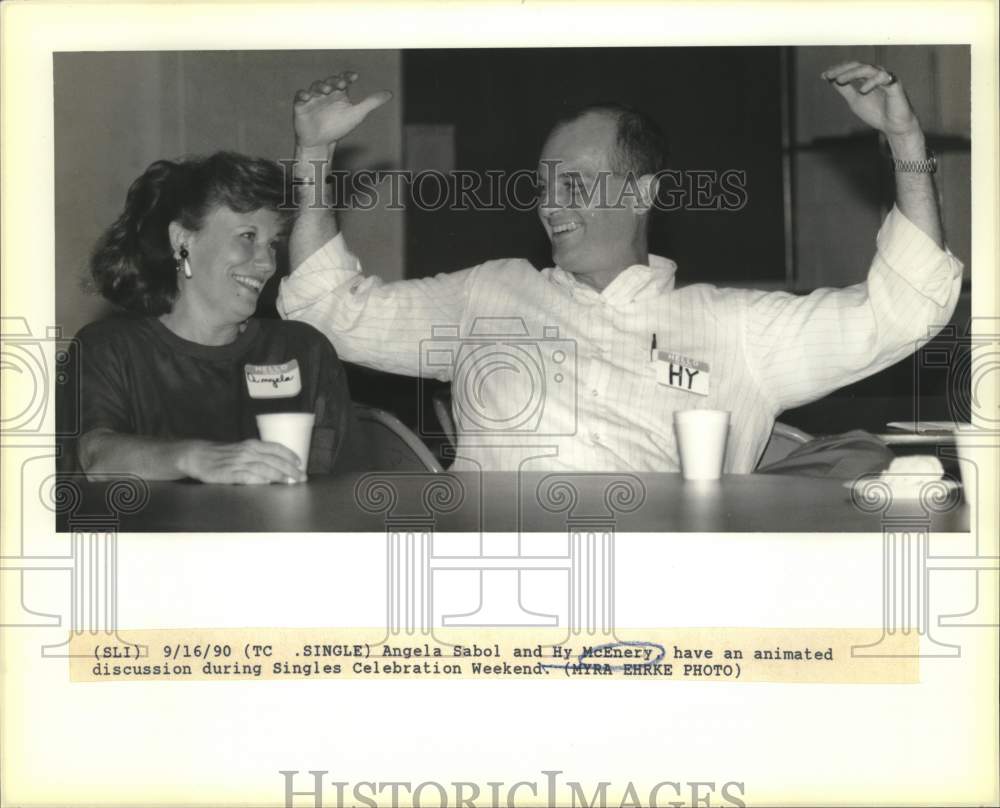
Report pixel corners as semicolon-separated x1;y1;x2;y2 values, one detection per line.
177;246;193;279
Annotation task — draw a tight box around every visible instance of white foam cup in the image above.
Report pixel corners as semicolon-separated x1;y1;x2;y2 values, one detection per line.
674;409;731;481
256;413;315;478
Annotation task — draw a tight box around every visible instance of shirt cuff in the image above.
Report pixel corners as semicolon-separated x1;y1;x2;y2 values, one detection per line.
279;233;362;317
875;205;964;307
297;232;361;277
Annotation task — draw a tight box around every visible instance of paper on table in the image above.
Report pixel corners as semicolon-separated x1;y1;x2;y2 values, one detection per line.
886;420;961;434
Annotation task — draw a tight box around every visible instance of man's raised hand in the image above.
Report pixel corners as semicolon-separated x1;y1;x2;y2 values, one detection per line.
293;71;392;149
822;62;921;139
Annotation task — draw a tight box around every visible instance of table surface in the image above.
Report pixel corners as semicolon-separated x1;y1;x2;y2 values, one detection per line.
56;471;969;533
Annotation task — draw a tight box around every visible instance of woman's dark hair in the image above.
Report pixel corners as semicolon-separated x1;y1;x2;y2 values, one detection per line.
90;151;292;314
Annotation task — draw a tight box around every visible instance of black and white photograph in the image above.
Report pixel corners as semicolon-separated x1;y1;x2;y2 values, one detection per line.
49;44;974;532
1;3;997;807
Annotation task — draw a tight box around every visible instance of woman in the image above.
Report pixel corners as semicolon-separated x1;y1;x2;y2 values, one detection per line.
75;151;356;483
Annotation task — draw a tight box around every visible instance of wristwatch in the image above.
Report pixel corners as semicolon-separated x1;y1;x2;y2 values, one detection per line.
892;148;938;174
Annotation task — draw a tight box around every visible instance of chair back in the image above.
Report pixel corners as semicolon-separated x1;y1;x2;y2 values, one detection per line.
432;390;457;450
757;421;813;468
353;404;443;472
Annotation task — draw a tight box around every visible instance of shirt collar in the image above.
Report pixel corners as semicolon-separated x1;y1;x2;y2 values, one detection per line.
545;255;678;305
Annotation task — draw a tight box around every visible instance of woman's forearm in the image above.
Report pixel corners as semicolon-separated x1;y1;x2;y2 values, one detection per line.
78;428;200;480
78;429;307;484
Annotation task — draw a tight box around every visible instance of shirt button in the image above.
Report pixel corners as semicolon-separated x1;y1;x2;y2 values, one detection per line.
591;389;599;397
590;432;601;443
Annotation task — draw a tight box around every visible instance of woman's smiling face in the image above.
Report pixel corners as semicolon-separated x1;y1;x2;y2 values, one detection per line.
175;205;283;331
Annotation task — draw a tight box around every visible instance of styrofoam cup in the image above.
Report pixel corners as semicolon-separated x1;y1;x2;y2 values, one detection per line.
256;413;315;475
674;409;730;481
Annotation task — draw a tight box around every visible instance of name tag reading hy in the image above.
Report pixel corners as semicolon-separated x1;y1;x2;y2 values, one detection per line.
245;360;302;399
654;351;710;396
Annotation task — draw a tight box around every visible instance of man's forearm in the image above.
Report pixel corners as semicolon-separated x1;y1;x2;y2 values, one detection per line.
887;130;943;249
289;143;339;269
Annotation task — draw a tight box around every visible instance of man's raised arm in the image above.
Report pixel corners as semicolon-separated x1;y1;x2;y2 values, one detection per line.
279;72;477;379
822;61;943;247
743;63;961;412
288;72;391;268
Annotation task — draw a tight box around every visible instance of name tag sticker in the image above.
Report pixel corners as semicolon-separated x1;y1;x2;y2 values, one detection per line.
245;360;302;399
654;351;710;396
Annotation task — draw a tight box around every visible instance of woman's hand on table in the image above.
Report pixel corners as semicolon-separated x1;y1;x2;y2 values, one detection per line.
178;439;307;485
80;430;306;484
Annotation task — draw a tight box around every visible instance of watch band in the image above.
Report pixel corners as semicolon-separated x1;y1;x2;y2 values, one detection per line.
892;149;937;174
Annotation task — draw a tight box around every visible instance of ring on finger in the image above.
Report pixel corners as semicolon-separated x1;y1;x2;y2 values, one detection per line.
884;71;898;86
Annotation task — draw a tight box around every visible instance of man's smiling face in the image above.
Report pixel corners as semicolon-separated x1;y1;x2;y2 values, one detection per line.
537;110;649;292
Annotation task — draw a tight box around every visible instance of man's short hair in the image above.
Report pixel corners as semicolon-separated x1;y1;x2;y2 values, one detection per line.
553;102;670;177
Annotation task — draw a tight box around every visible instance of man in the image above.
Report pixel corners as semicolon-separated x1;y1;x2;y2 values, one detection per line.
278;62;962;472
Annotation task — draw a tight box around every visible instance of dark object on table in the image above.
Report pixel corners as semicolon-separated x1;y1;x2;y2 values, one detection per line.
756;429;894;480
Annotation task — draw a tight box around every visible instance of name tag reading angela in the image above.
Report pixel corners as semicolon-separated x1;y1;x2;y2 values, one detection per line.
654;351;710;396
245;360;302;399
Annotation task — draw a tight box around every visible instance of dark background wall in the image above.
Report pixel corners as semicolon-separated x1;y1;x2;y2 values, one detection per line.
403;47;786;283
